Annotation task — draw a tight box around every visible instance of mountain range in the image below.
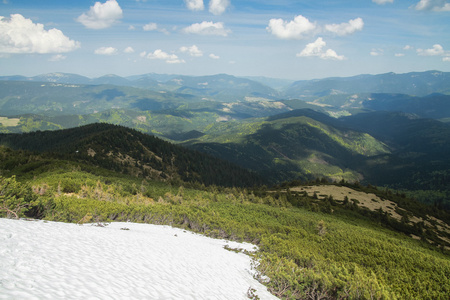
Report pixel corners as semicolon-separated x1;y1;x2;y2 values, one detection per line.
1;70;450;205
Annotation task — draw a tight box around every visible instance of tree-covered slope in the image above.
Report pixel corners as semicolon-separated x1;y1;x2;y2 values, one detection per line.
339;111;450;192
0;123;264;187
187;109;390;183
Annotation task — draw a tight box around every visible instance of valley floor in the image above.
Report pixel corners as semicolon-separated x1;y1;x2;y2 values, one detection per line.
0;218;277;300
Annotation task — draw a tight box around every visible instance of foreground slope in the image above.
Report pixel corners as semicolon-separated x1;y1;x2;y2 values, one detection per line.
1;170;449;299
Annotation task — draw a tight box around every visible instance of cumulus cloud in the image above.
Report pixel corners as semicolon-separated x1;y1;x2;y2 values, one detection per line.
414;0;450;11
94;46;118;55
180;45;203;57
373;0;394;4
185;0;204;11
142;49;185;64
417;44;445;56
143;23;157;31
297;37;345;60
182;21;231;36
0;14;80;54
370;48;384;56
395;53;405;57
49;54;67;61
267;15;316;40
77;0;123;29
416;44;450;61
143;23;169;34
124;46;134;53
209;53;220;59
325;18;364;36
209;0;230;15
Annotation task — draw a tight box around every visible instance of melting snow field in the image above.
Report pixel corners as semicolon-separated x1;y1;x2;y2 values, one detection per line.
0;218;278;300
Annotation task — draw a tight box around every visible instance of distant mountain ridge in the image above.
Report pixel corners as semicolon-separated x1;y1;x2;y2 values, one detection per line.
0;72;280;102
2;70;450;102
284;70;450;98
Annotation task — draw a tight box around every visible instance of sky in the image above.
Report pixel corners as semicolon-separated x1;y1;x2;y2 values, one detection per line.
0;0;449;80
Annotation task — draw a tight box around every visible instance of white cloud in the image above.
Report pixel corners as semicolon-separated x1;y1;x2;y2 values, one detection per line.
182;21;231;36
403;45;413;50
185;0;204;11
0;14;80;54
325;18;364;36
77;0;123;29
267;15;316;40
372;0;394;4
128;25;136;30
414;0;450;11
370;48;384;56
417;44;445;56
49;54;67;61
124;46;134;53
95;46;118;55
209;53;220;59
143;23;169;34
144;49;185;64
180;45;203;57
209;0;230;15
297;37;345;60
443;57;450;61
395;53;405;57
143;23;157;31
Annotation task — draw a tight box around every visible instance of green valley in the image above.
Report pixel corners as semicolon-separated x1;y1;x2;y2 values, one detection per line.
1;70;450;299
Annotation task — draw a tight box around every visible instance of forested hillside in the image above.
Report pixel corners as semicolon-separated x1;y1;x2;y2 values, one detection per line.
0;123;264;187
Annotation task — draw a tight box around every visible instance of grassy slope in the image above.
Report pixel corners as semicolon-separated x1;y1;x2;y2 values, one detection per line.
1;159;449;299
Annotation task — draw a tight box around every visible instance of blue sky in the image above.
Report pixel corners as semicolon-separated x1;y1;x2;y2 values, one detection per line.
1;0;449;80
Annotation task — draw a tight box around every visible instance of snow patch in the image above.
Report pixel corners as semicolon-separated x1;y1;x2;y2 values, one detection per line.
0;219;278;299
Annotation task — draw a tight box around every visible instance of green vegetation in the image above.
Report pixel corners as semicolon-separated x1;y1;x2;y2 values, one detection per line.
1;164;449;299
1;125;449;299
2;73;450;298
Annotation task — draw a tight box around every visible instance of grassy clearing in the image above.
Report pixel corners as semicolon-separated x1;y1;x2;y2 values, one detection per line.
0;117;20;127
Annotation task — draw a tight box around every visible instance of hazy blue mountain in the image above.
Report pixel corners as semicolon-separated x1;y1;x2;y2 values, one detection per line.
284;70;450;98
157;74;281;102
126;73;179;82
296;92;450;120
0;81;200;116
0;75;29;81
31;72;92;84
90;74;131;86
242;76;295;90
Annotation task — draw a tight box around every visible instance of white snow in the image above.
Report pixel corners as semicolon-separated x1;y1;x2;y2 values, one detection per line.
0;218;278;300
